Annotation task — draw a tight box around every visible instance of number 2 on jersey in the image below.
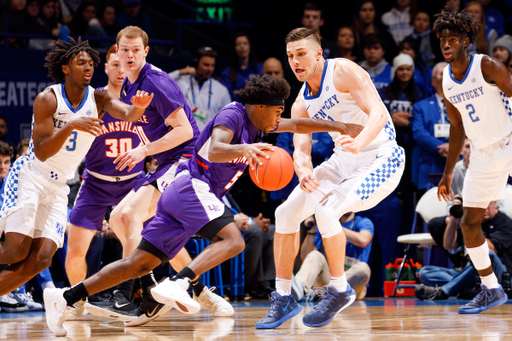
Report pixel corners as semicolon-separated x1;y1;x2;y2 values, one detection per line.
105;138;133;158
466;104;480;123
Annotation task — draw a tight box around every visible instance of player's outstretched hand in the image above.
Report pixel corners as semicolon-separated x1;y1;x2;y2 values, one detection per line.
130;90;154;109
300;174;319;193
337;135;361;154
345;123;364;138
114;145;147;172
437;173;454;202
71;117;103;136
242;143;274;170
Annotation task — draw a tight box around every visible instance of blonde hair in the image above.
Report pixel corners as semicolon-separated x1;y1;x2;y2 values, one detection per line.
116;26;149;48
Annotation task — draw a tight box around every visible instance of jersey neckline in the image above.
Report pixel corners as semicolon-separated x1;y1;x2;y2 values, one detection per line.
303;60;329;100
61;83;89;114
448;54;474;85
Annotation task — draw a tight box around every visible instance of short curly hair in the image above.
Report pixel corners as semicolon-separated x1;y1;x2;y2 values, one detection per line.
433;6;480;45
237;75;290;103
0;141;13;158
45;37;101;83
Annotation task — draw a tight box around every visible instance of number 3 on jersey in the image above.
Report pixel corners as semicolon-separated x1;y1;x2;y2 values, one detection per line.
466;104;480;123
66;131;77;151
105;138;133;158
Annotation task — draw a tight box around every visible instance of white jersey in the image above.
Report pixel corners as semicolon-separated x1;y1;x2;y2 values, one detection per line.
300;59;397;152
27;84;98;180
443;54;512;149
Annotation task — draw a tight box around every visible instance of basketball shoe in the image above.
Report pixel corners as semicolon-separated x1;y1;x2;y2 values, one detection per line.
124;293;173;327
302;284;355;328
150;277;200;314
12;289;43;311
255;292;302;329
193;286;234;316
458;284;508;314
43;288;72;337
85;289;137;321
0;292;28;312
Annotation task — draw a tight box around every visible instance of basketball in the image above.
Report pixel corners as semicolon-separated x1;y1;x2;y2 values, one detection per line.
249;147;294;191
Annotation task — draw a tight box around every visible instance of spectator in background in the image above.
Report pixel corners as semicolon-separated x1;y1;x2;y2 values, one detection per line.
0;115;7;142
379;53;422;195
29;0;70;49
491;34;512;65
336;26;358;62
381;0;416;46
291;213;373;301
116;0;157;41
16;138;30;159
86;3;118;50
352;0;398;62
144;156;158;174
169;47;231;131
0;142;13;206
68;0;96;36
477;0;505;37
405;11;443;67
416;201;512;301
262;58;284;78
358;34;393;91
301;2;340;59
412;62;449;191
4;0;62;48
465;1;498;55
445;0;461;12
399;38;434;97
221;32;262;101
508;57;512;74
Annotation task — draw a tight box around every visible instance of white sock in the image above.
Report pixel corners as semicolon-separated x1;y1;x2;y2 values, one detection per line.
329;274;348;292
275;278;292;296
481;273;500;289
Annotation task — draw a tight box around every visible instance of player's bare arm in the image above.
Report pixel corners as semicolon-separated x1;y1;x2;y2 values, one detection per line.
481;56;512;97
332;59;388;154
32;89;102;162
276;118;363;137
438;91;465;202
290;97;318;193
95;88;154;122
208;125;273;169
114;106;194;171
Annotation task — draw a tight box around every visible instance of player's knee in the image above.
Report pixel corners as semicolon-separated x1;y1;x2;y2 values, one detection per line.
229;234;245;256
4;247;30;264
315;211;342;239
275;204;301;234
34;254;54;273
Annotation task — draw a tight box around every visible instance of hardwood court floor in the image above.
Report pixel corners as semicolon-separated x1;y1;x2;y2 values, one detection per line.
1;299;512;340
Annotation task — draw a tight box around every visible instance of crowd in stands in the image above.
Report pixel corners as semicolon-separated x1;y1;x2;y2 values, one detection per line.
3;0;512;310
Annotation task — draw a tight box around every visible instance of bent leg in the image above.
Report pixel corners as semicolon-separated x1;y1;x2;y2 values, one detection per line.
187;222;245;278
0;237;58;296
0;232;33;265
65;224;96;285
169;247;193;273
109;186;161;258
83;249;162;295
461;207;492;277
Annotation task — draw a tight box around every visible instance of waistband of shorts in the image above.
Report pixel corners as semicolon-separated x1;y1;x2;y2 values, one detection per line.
28;161;67;184
86;169;142;182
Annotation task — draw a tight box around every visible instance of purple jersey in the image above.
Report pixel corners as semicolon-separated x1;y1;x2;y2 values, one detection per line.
84;87;143;176
120;63;200;164
180;102;263;199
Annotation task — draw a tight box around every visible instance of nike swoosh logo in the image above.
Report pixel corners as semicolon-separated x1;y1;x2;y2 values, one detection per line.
376;155;384;159
114;302;130;309
448;86;454;90
146;305;160;317
488;292;498;302
307;105;311;110
281;298;290;312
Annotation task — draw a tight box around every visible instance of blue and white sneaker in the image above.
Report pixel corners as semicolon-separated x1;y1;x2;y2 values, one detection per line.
303;284;355;328
458;284;508;314
255;292;302;329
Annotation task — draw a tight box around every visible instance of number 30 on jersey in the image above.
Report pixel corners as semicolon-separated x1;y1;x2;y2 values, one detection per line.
105;138;133;158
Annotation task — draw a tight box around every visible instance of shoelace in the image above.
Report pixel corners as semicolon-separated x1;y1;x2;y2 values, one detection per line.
426;286;442;301
465;290;490;308
265;295;279;318
312;290;335;313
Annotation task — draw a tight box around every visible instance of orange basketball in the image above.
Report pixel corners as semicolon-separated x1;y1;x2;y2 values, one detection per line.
249;147;295;191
